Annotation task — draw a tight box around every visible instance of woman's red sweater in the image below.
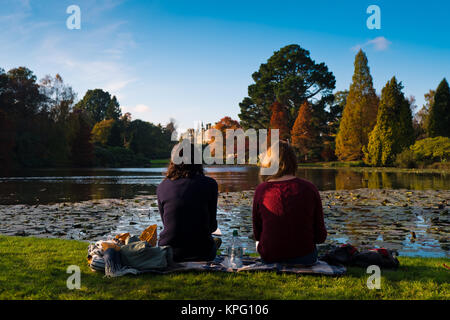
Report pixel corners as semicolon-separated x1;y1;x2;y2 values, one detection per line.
252;177;327;262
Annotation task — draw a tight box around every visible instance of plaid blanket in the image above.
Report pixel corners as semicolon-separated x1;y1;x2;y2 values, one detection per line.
121;255;346;276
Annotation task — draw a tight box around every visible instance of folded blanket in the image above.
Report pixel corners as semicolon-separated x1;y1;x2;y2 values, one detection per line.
103;248;140;278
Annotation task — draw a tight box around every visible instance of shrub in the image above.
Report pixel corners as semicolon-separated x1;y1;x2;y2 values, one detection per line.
395;149;417;168
395;136;450;168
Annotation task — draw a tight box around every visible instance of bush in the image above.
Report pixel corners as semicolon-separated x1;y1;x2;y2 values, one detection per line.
395;149;417;168
395;136;450;168
93;146;151;167
410;136;450;163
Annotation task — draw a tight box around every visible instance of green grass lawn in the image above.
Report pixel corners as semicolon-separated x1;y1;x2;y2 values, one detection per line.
0;235;448;300
149;158;170;166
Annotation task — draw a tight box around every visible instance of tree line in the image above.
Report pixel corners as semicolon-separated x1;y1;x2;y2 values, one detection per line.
237;45;450;167
0;67;176;171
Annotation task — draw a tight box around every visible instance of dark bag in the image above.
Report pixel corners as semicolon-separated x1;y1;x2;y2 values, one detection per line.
320;244;358;266
321;245;400;269
352;248;399;269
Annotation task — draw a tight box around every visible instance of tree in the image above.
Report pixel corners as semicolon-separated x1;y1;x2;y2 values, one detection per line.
291;101;321;161
364;77;414;166
212;117;242;158
238;44;335;130
268;101;290;140
213;117;241;133
105;96;122;121
335;50;379;161
91;119;115;146
107;120;123;147
328;90;348;136
413;90;434;139
427;78;450;137
40;74;76;122
69;110;94;167
74;89;121;123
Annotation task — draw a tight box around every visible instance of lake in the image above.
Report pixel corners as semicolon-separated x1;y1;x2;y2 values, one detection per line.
0;166;449;204
0;166;448;258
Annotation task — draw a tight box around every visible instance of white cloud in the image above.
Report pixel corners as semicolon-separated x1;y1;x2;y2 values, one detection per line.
123;104;150;114
134;104;150;112
352;36;392;52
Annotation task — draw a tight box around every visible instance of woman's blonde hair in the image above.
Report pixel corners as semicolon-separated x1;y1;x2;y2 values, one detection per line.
260;140;297;181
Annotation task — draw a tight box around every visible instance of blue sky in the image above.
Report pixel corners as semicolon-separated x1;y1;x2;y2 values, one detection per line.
0;0;449;131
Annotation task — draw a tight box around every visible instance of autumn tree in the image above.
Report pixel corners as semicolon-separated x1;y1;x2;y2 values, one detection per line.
212;117;242;159
291;101;321;161
427;78;450;138
91;119;115;146
238;44;335;130
335;50;379;161
214;116;241;133
364;77;414;166
269;101;290;140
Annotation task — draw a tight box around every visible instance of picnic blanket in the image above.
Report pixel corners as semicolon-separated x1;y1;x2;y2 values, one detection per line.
152;255;346;276
88;228;346;277
89;253;346;277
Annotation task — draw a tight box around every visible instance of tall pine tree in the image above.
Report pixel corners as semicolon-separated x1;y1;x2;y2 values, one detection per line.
427;78;450;138
364;77;414;166
335;50;379;160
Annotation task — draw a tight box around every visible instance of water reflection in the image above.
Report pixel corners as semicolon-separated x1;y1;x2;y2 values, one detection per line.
0;166;448;204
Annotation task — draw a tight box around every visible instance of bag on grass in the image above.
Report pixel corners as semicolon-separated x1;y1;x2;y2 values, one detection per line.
320;244;358;266
321;244;400;269
352;248;399;269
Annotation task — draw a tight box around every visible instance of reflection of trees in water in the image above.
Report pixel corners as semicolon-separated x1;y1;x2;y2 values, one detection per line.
335;170;362;190
364;171;393;189
363;170;450;190
404;172;449;190
296;169;337;190
209;169;261;193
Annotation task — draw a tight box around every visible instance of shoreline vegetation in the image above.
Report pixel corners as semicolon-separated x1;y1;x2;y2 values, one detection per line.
296;161;450;173
0;235;448;300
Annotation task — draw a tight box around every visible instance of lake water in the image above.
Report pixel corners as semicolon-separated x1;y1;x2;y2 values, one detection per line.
0;166;448;204
0;166;448;258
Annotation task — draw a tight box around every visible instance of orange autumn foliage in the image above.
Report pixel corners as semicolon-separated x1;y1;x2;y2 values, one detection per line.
291;101;319;161
269;101;290;141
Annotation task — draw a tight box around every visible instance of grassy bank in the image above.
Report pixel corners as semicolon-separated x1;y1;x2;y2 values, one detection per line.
0;235;448;300
297;161;450;174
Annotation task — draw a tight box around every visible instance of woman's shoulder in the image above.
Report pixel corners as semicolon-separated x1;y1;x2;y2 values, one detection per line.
196;175;218;188
294;177;320;194
259;177;318;192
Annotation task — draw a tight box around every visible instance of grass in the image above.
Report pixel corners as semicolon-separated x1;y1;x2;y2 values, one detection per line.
297;161;450;174
149;158;170;166
0;235;448;300
298;161;367;168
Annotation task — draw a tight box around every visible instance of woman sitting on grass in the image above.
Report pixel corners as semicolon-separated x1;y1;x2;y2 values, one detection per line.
157;143;219;262
253;141;327;265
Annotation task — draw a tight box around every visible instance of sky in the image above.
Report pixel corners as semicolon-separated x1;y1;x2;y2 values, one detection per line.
0;0;449;132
